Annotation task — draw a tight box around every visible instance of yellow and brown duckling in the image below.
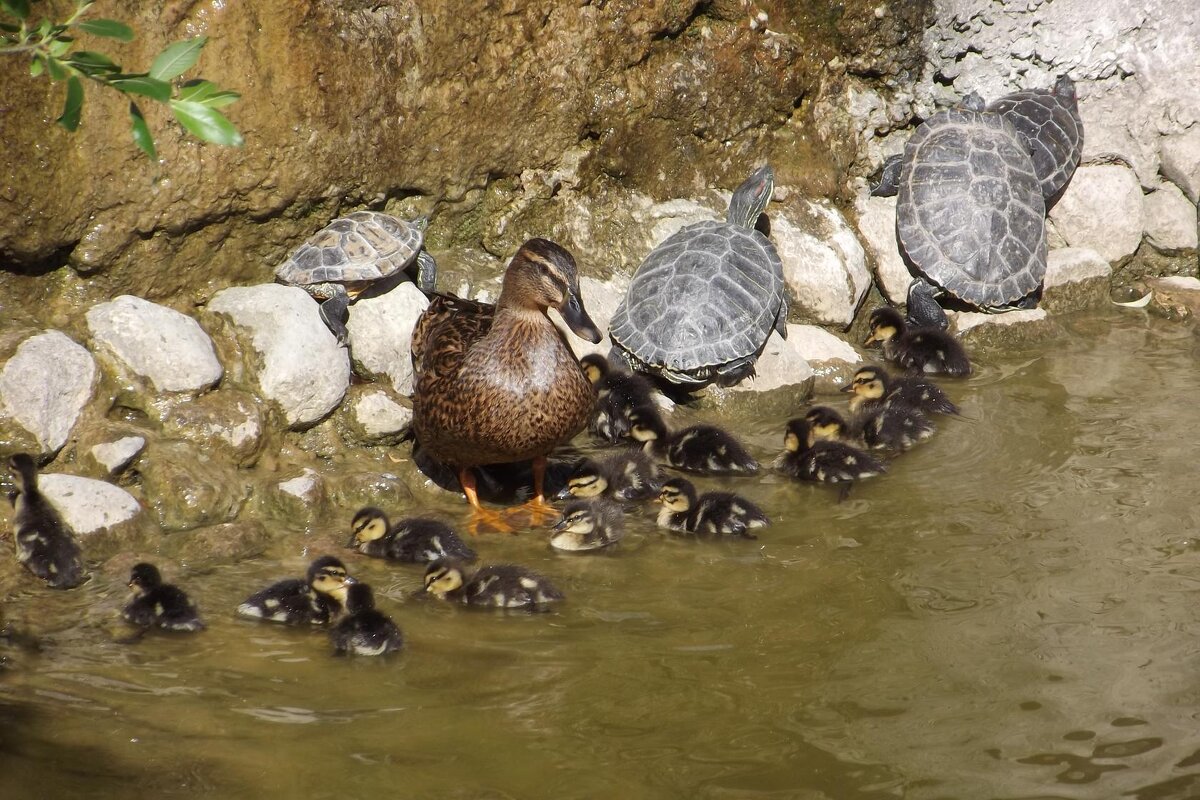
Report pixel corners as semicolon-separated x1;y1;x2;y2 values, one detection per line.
842;364;960;417
775;418;887;484
865;306;972;377
655;477;769;539
629;404;759;475
236;556;355;625
348;507;477;563
329;582;404;656
804;406;864;446
556;450;662;503
550;499;625;551
410;238;602;533
7;453;86;589
810;398;933;453
423;559;565;609
123;562;205;632
580;353;659;443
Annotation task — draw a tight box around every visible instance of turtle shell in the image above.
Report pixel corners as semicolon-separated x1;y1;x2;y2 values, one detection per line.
987;76;1083;207
609;219;786;385
275;211;423;286
897;108;1047;309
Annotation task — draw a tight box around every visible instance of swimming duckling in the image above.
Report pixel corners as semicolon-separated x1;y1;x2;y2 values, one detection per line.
348;507;477;563
629;405;759;475
655;477;769;539
236;556;355;625
774;418;887;484
864;306;972;377
329;582;404;656
550;500;625;551
7;453;86;589
423;560;564;609
555;450;662;502
858;397;935;451
803;406;863;446
841;365;960;417
123;562;205;632
580;353;659;443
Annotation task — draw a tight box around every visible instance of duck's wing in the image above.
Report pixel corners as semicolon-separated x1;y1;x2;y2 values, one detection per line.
411;293;495;383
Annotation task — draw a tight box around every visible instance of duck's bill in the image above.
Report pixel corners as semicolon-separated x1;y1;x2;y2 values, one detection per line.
562;292;602;343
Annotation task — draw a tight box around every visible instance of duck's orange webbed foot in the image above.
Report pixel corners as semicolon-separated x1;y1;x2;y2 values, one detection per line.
460;468;519;535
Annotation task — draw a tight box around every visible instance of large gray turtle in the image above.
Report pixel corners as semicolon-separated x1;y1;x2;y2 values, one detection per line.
276;210;437;343
609;165;788;388
986;75;1083;209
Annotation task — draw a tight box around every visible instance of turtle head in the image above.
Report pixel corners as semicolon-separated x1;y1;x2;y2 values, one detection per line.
500;238;601;344
1053;74;1078;107
726;165;774;228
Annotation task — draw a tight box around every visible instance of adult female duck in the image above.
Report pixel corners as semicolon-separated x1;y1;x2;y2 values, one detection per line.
411;238;602;532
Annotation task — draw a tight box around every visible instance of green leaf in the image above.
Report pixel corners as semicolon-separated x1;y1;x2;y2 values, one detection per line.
76;18;133;41
129;102;156;159
56;75;83;131
177;79;240;108
65;50;119;76
47;36;72;57
29;55;43;76
45;56;67;80
150;36;206;81
169;99;242;146
108;74;171;102
0;0;31;20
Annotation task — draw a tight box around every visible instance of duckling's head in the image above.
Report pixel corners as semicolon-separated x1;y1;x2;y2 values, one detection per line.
7;452;36;491
804;406;849;441
348;507;388;548
499;238;602;344
657;477;698;513
580;354;610;386
840;366;889;410
864;307;905;345
783;418;815;453
628;404;668;445
552;501;600;535
308;556;355;603
424;560;468;598
557;459;608;499
344;582;377;615
127;562;164;595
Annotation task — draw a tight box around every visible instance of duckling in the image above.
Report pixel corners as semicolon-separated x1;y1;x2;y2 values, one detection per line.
123;562;205;632
629;405;759;475
555;450;662;502
329;582;404;656
864;306;972;377
655;477;769;539
348;507;477;564
580;353;659;443
774;418;887;484
858;397;935;451
236;556;355;625
550;500;625;551
841;365;960;417
423;560;564;609
803;405;863;446
7;453;86;589
411;238;602;533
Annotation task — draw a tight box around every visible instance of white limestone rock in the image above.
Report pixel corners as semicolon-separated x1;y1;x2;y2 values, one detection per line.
279;468;323;501
788;324;863;393
855;194;912;305
208;284;350;429
776;199;870;328
1041;247;1113;314
37;473;141;535
1160;128;1200;204
726;324;815;394
0;331;96;455
85;295;222;393
1048;164;1143;262
629;198;722;256
88;436;146;475
351;389;413;440
345;281;429;396
1143;182;1198;252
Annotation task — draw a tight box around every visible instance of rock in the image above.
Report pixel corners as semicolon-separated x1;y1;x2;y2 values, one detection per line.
855;194;911;305
88;436;146;475
208;284;350;429
776;199;871;328
257;467;329;531
85;295;222;393
1147;276;1200;319
345;282;429;396
951;308;1056;349
159;389;268;467
1041;248;1113;314
329;470;414;513
338;385;413;446
1160;128;1200;204
1048;165;1144;263
629;198;722;257
0;331;96;456
1143;183;1198;252
160;520;272;565
788;324;864;394
566;273;629;360
37;473;142;535
138;441;250;532
725;323;815;395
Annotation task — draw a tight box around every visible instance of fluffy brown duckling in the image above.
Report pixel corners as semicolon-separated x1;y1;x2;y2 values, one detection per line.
775;418;887;484
550;500;625;551
236;556;355;625
580;353;659;443
423;560;565;609
629;405;759;475
348;507;477;562
841;365;960;418
329;582;404;656
123;562;205;632
810;398;933;453
7;453;86;589
654;477;769;539
864;306;972;377
555;450;663;503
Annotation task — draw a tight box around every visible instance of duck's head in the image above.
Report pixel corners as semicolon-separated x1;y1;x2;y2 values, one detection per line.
127;562;163;596
499;238;601;344
551;500;617;551
656;477;698;513
580;354;610;386
628;404;668;445
556;459;607;499
308;556;355;603
864;307;905;346
840;365;889;410
782;418;815;453
344;582;377;615
424;560;468;598
348;507;388;548
804;406;850;441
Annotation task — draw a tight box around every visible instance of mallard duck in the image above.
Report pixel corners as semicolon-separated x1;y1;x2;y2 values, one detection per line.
348;507;477;563
555;450;662;502
654;477;769;539
7;453;86;589
550;499;625;551
841;365;960;417
628;405;759;475
580;353;659;442
411;238;601;532
122;562;205;632
864;306;972;376
329;582;404;656
775;418;886;484
236;556;355;625
423;560;564;609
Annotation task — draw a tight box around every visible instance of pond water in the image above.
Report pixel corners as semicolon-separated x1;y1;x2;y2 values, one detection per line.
3;308;1200;799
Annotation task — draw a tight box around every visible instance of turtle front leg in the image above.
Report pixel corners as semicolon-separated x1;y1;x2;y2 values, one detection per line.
318;286;351;346
414;250;438;293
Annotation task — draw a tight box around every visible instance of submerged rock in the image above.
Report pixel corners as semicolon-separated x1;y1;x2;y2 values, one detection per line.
1146;276;1200;319
256;467;329;532
159;389;268;468
951;308;1056;349
1041;248;1113;314
139;441;251;532
160;520;272;565
775;199;870;328
345;281;428;396
0;331;96;456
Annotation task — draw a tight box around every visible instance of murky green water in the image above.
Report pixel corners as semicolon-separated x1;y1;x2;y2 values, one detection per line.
4;309;1200;799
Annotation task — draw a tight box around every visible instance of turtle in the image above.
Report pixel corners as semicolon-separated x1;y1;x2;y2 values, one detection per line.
275;210;437;344
608;165;788;388
985;75;1084;210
